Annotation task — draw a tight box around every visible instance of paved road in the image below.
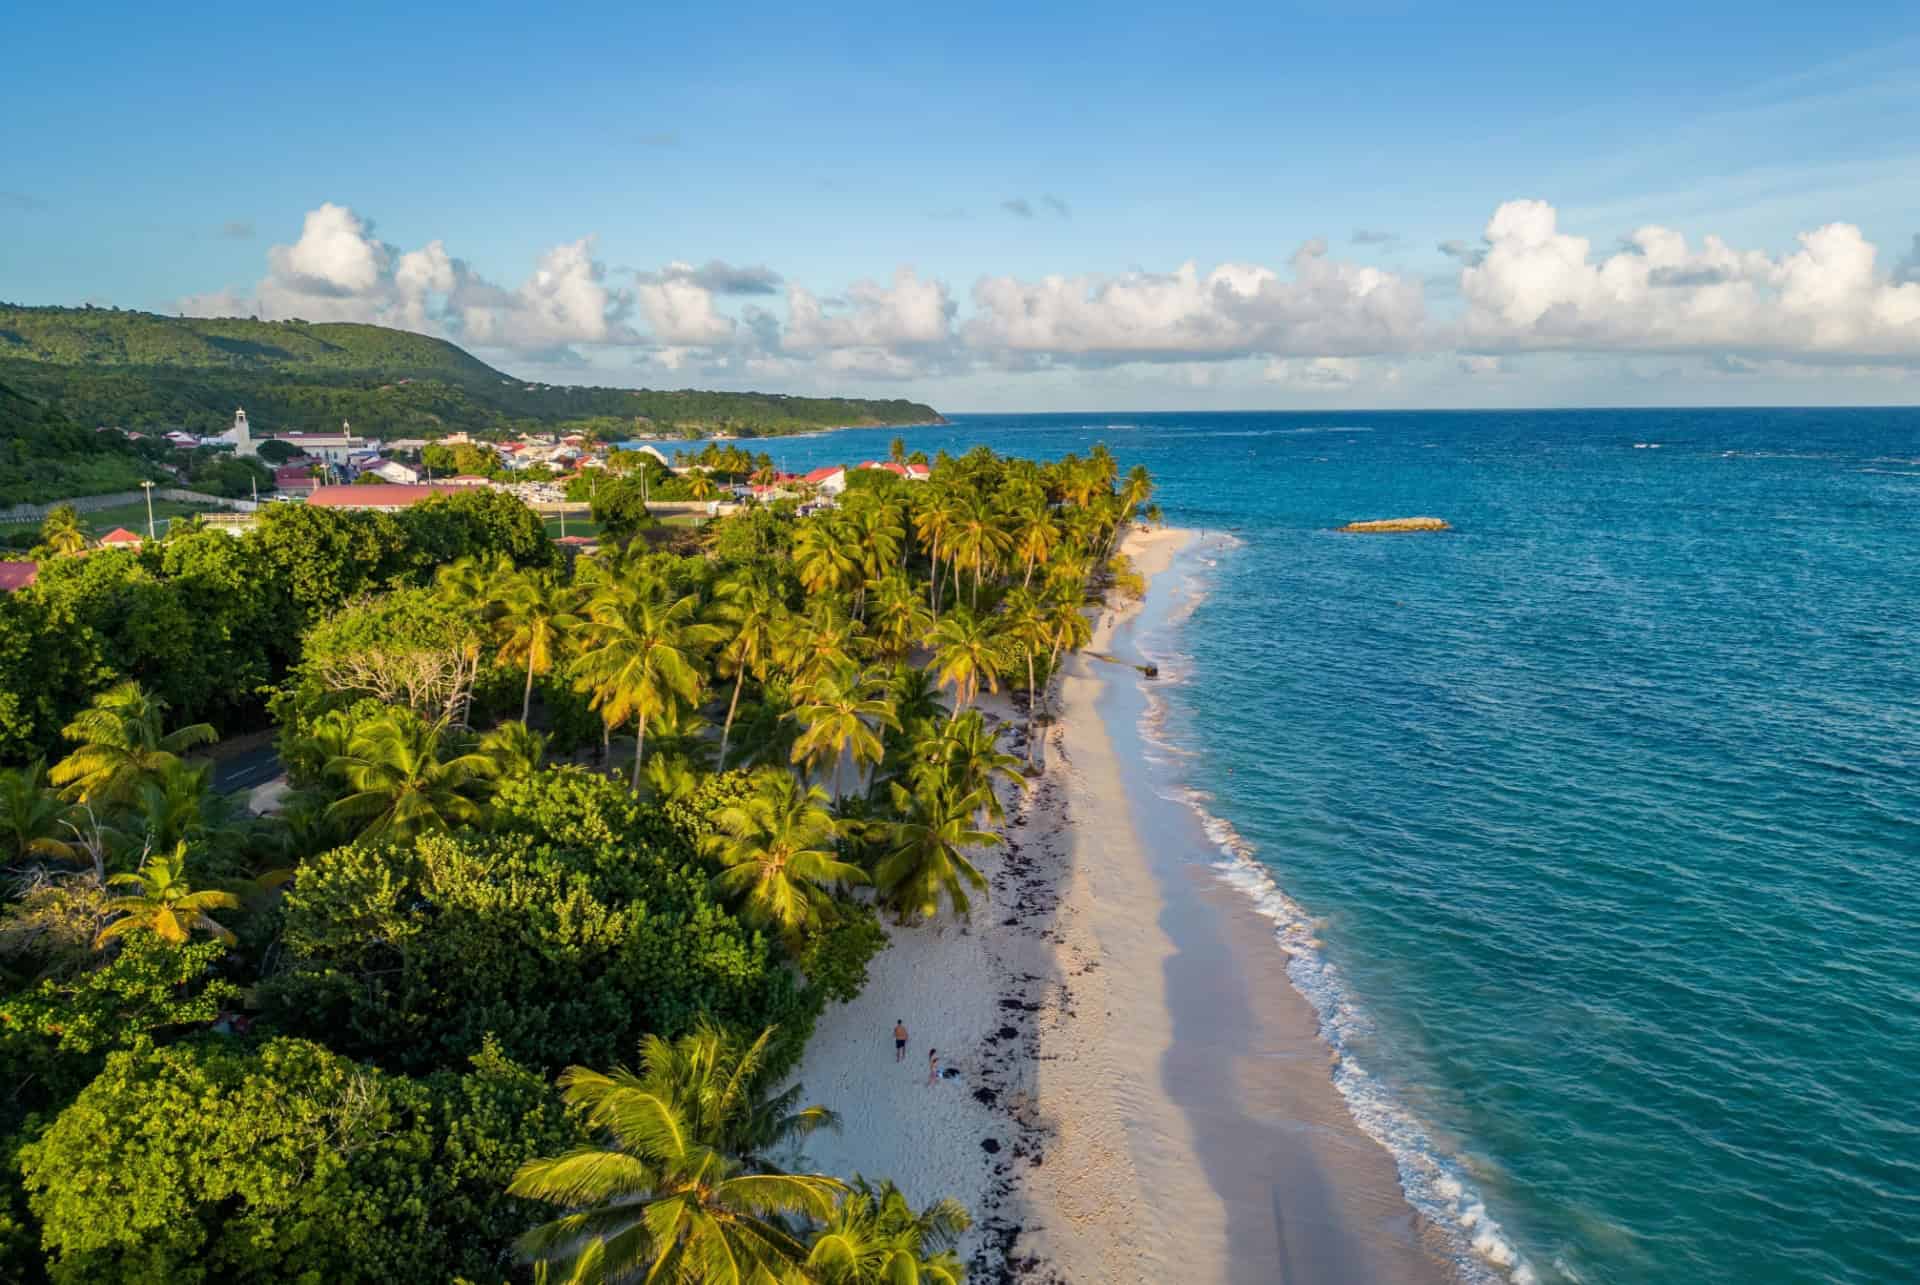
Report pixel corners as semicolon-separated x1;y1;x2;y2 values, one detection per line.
212;745;282;794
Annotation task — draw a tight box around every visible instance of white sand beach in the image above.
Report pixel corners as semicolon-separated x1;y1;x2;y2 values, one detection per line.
789;526;1451;1283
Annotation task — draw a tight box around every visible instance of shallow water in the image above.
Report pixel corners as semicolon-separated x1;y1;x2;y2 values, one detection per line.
750;409;1920;1284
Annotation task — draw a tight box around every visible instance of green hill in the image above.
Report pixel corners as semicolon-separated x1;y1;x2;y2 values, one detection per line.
0;304;946;444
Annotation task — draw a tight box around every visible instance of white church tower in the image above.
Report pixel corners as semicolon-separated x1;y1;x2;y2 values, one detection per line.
226;408;256;457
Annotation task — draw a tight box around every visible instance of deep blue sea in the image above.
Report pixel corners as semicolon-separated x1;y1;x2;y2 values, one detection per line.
686;410;1920;1283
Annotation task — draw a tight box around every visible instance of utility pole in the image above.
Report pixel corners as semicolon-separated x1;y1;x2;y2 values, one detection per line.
140;480;156;541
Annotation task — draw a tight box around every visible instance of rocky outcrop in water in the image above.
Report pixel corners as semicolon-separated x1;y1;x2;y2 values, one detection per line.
1339;516;1451;533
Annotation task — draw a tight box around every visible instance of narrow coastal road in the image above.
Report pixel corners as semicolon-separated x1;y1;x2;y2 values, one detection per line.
212;745;282;794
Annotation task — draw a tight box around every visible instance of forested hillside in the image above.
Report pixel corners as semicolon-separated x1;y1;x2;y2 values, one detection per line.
0;304;945;442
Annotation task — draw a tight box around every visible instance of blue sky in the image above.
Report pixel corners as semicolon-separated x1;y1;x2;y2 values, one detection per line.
6;1;1920;410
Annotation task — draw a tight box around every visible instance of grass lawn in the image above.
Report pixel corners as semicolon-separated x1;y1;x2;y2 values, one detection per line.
543;516;603;538
0;499;222;537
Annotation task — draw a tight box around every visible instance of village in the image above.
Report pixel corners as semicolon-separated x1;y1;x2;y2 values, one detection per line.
0;407;936;583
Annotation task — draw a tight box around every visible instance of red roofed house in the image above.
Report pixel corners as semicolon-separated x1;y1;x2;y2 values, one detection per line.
307;484;472;512
98;527;144;549
857;460;930;481
0;562;37;592
274;465;318;494
802;465;847;495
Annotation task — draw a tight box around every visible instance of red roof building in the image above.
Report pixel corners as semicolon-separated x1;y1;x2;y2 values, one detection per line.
0;562;37;592
98;527;144;548
307;484;472;511
274;465;318;492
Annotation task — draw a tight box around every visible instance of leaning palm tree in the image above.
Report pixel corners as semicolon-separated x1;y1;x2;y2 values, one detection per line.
496;573;582;723
49;681;216;805
928;609;1002;710
573;579;717;792
790;666;899;802
806;1178;972;1285
323;712;495;841
93;841;241;948
510;1024;843;1284
706;573;789;771
705;769;866;951
0;761;76;863
39;504;87;558
876;780;1000;921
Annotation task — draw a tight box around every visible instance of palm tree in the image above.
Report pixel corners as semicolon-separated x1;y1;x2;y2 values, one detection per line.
685;472;718;501
49;681;216;805
947;496;1010;609
1107;464;1156;555
0;761;75;863
1043;591;1094;718
39;504;86;557
107;760;244;871
705;769;866;950
876;781;999;921
93;841;241;948
913;711;1024;825
843;497;904;606
573;579;716;792
928;609;1001;710
727;682;803;772
434;551;513;612
793;515;861;599
510;1024;843;1284
777;599;860;696
1010;502;1060;590
999;588;1052;765
495;573;581;723
640;753;702;805
913;487;960;615
324;712;495;841
865;573;933;663
791;666;898;802
706;573;788;771
479;719;548;779
806;1178;971;1285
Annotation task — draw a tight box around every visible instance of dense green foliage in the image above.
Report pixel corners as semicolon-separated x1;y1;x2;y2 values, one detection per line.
18;1035;575;1284
0;380;152;505
0;490;551;763
262;769;817;1077
0;305;942;445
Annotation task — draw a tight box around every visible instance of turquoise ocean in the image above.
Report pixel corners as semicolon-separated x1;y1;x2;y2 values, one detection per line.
673;410;1920;1283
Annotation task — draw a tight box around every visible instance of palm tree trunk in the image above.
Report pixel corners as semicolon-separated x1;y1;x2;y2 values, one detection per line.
630;716;646;791
521;654;537;723
928;546;940;614
1025;649;1037;764
719;667;745;770
600;719;611;765
830;752;842;804
1023;554;1035;589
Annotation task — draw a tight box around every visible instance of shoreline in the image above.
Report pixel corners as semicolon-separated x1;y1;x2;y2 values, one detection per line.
788;526;1453;1283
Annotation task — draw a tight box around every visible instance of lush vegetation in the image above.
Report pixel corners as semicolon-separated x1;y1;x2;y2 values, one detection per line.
0;441;1154;1282
0;305;943;444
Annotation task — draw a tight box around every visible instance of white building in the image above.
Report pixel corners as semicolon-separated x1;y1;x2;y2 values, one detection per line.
369;460;422;484
268;422;383;465
206;408;258;456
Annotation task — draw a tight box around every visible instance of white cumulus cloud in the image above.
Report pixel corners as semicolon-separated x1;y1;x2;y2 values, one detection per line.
1457;199;1920;359
963;240;1425;365
180;203;633;351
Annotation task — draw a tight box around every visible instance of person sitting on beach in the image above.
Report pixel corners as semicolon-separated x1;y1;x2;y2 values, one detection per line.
927;1048;939;1086
894;1020;909;1062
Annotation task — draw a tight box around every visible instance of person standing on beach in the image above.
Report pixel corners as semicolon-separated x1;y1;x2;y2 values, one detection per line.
894;1020;908;1062
927;1048;939;1085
